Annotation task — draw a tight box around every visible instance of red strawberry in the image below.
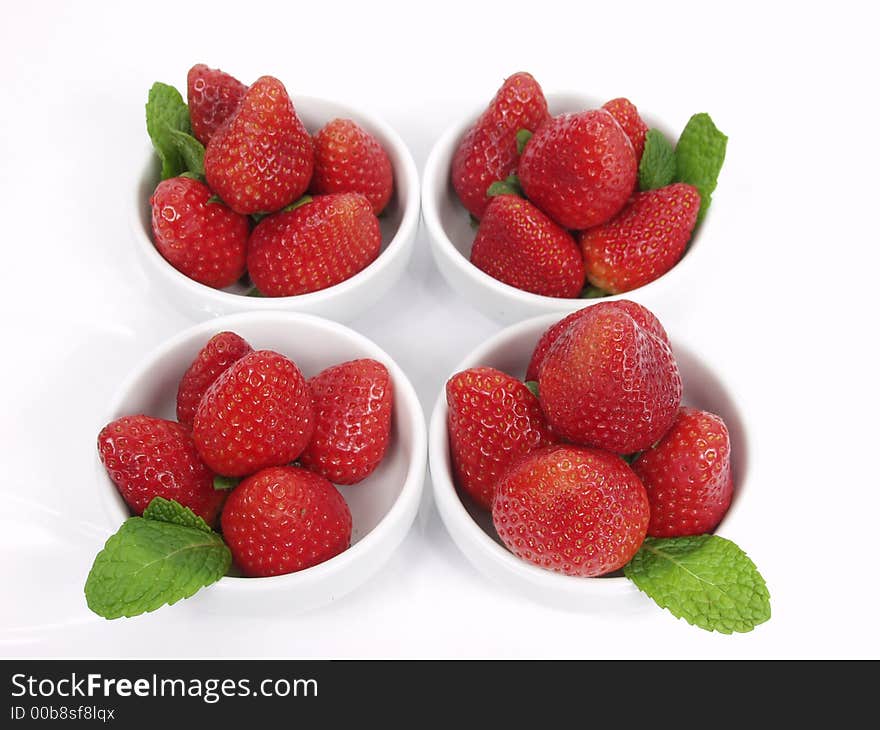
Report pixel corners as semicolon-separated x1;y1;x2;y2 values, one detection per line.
193;350;314;477
632;407;734;537
299;359;393;485
451;72;550;219
176;332;253;428
186;64;247;145
538;300;682;453
470;195;585;298
247;193;380;297
221;466;351;577
525;301;670;382
150;176;248;289
446;367;555;510
204;76;314;215
98;415;225;525
580;183;700;294
602;98;648;161
310;119;394;215
493;445;649;576
519;109;637;229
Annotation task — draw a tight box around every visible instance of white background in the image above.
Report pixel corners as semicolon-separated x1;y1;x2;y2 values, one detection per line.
1;1;877;658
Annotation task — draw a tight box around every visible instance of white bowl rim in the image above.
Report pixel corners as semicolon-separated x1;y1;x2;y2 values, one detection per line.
98;310;428;592
132;94;421;310
428;311;748;596
421;90;711;311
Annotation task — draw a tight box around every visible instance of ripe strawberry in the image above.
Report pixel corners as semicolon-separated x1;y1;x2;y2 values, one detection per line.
451;72;550;219
98;415;225;525
299;359;393;485
470;195;585;298
580;183;700;294
193;350;314;477
247;193;380;297
632;407;734;537
186;64;247;145
310;119;394;215
493;445;649;577
446;367;555;510
602;98;648;161
150;176;248;289
205;76;314;215
525;301;670;382
519;109;637;229
176;332;253;428
221;466;351;577
539;300;682;453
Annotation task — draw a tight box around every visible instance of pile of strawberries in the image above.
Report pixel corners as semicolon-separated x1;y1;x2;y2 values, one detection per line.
452;72;709;298
98;332;394;577
446;300;733;577
147;64;394;296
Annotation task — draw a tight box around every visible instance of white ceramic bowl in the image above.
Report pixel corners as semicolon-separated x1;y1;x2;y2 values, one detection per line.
133;96;420;321
96;311;427;615
422;92;715;324
429;311;749;612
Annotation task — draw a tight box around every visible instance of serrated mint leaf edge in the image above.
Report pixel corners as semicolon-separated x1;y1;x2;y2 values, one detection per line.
674;113;728;223
624;535;771;634
639;129;676;191
145;82;192;180
142;497;212;533
84;517;230;620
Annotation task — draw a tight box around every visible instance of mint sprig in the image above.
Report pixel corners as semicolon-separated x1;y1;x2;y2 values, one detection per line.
168;128;206;178
674;113;727;223
85;498;230;619
624;535;770;634
142;496;212;533
145;82;193;180
639;129;676;191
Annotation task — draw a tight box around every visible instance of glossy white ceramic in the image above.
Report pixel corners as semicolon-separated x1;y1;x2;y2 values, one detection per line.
422;92;713;323
133;97;420;321
428;310;749;611
97;311;427;614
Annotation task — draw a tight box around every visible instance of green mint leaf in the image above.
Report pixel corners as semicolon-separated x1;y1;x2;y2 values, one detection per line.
524;380;540;399
487;174;524;198
168;129;205;177
142;497;212;533
516;128;533;155
639;129;676;191
674;113;728;223
213;475;240;491
580;285;609;299
179;171;204;182
146;82;192;180
85;517;230;619
624;535;771;634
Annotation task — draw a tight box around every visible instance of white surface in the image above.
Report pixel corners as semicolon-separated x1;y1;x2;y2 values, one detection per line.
133;97;420;321
423;92;714;323
0;0;876;658
99;312;426;614
429;316;749;610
